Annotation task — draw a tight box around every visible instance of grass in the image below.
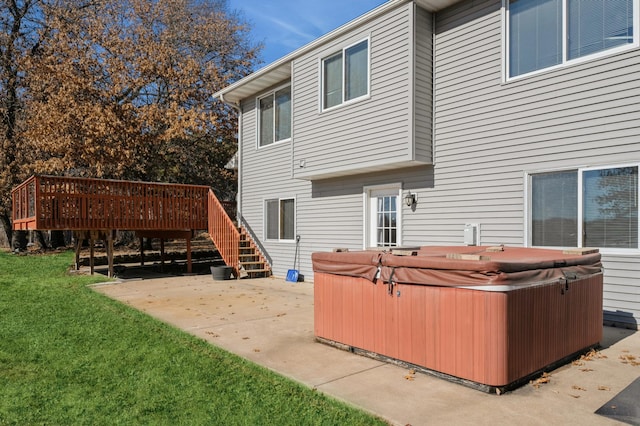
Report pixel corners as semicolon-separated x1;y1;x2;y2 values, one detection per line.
0;250;386;425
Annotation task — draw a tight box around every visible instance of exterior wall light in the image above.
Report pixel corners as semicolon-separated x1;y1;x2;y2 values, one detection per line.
404;191;417;207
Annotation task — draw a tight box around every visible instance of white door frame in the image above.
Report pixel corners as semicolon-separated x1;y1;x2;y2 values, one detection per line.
363;183;402;249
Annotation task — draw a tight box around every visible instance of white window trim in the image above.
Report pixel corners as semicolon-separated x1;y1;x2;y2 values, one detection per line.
264;197;297;243
362;183;402;250
525;163;640;255
320;37;371;112
256;84;292;149
503;0;640;82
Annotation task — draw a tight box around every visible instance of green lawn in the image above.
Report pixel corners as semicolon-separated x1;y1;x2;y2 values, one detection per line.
0;250;386;425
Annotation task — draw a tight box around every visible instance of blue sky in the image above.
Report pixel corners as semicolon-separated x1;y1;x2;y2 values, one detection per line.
229;0;388;66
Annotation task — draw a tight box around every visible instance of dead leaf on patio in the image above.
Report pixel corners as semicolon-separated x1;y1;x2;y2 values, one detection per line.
571;349;607;366
572;385;586;391
404;369;416;381
253;348;261;352
598;386;611;391
580;368;594;372
531;372;551;388
569;394;581;399
276;313;287;317
619;354;640;366
242;337;250;340
205;331;220;338
579;349;607;363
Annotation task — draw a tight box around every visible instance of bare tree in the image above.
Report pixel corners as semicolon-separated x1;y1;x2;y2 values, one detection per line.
0;0;46;246
1;0;260;246
25;0;258;184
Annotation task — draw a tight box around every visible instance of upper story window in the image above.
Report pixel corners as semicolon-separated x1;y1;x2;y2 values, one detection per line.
322;39;369;110
508;0;636;78
530;165;639;250
258;85;291;147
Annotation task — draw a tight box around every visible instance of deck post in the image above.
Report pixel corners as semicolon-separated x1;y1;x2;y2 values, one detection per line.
160;238;165;272
140;236;145;266
107;231;114;278
74;233;81;270
186;236;192;274
89;238;95;275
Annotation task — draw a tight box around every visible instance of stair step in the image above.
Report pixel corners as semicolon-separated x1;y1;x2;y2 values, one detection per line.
242;263;267;269
244;269;270;274
241;261;266;266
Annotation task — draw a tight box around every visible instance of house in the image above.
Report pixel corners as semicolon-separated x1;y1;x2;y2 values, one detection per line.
214;0;640;329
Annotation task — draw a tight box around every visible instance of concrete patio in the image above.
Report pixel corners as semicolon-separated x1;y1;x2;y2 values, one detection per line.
93;273;640;426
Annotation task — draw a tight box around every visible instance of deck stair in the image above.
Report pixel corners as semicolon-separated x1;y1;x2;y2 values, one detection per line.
206;188;271;279
237;228;270;278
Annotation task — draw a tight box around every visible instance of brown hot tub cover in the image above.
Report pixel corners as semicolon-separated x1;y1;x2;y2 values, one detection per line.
380;246;602;288
311;251;382;282
312;246;602;288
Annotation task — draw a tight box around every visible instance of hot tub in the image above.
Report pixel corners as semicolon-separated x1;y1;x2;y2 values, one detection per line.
312;246;603;392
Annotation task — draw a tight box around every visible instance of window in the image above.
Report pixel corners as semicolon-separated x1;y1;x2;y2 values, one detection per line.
375;195;399;247
258;86;291;147
322;39;369;109
508;0;635;78
530;166;639;249
265;198;295;241
531;171;578;246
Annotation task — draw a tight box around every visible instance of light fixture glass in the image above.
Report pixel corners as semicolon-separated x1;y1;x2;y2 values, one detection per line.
404;191;416;207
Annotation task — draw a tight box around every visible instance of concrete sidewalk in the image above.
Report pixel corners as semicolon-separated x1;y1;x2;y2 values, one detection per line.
93;274;640;426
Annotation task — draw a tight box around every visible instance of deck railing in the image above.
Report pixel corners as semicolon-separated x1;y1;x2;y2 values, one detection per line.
11;175;209;231
208;189;239;275
12;176;37;230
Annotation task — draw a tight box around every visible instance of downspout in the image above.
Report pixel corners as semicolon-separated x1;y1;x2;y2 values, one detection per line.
431;12;436;165
220;94;243;223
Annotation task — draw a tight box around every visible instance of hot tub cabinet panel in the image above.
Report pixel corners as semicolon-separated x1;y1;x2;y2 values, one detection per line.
312;247;603;390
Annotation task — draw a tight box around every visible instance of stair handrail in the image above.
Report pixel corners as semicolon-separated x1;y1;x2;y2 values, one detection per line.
207;189;240;276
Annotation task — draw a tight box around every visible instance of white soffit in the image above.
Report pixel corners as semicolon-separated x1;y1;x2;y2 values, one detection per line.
414;0;461;11
219;63;291;105
214;0;462;105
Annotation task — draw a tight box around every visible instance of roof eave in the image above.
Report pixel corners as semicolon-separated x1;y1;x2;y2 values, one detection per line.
213;0;462;104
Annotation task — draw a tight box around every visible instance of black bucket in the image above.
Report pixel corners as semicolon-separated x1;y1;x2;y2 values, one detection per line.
211;266;233;281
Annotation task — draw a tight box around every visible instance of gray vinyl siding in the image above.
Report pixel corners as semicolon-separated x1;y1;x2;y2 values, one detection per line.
239;93;309;278
240;77;435;277
428;0;640;327
414;5;433;163
299;166;434;274
292;3;430;180
241;83;433;277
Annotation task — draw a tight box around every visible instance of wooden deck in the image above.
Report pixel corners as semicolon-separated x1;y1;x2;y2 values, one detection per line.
12;175;208;231
11;175;209;277
12;175;270;279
